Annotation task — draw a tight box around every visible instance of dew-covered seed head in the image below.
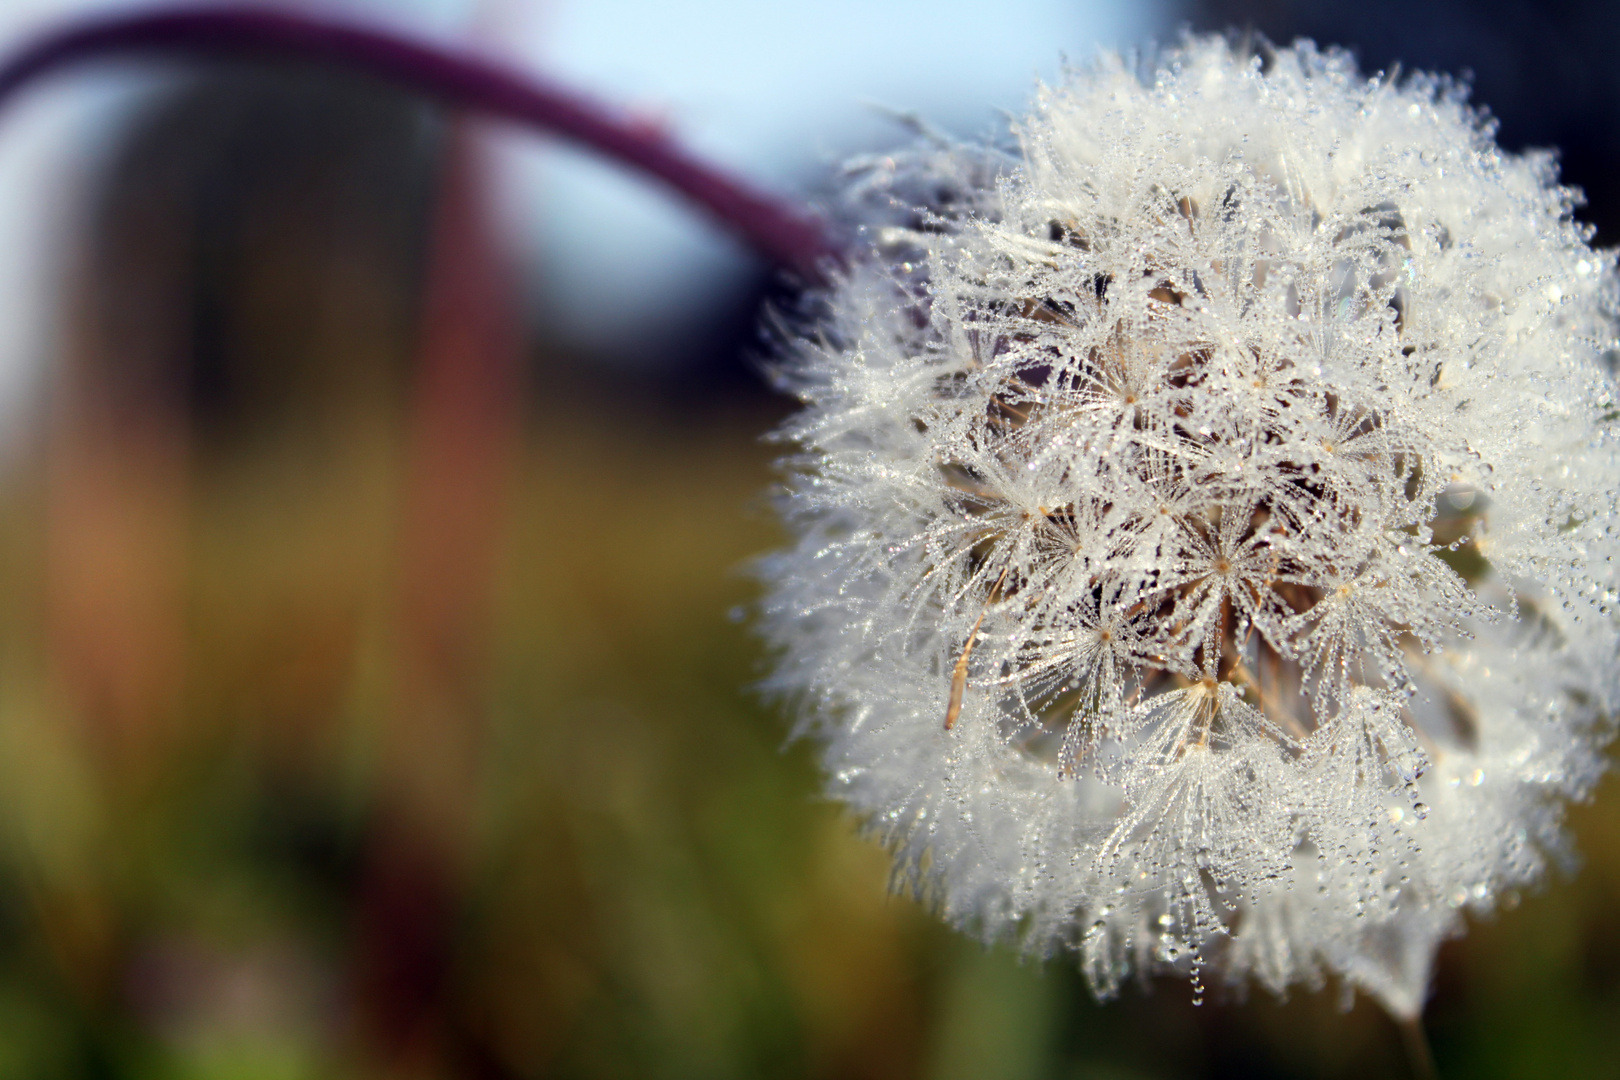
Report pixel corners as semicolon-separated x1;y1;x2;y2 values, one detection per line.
759;36;1620;1017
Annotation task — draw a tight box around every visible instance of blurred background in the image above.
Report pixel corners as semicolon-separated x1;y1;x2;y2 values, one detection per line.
0;1;1610;1077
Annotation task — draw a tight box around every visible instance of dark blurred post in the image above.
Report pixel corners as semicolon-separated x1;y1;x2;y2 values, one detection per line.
46;119;192;784
28;64;452;1058
38;84;195;1004
353;125;521;1078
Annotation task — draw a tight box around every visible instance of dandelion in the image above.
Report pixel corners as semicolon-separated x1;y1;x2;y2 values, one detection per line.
759;36;1620;1019
1;0;1616;1041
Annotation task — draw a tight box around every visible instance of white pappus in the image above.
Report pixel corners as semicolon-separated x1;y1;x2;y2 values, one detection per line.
757;36;1620;1018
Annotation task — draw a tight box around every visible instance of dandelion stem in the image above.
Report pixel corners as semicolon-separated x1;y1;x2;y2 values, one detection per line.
1396;1014;1439;1080
0;4;839;281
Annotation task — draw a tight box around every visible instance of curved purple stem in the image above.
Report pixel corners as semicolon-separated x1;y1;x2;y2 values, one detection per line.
0;5;840;282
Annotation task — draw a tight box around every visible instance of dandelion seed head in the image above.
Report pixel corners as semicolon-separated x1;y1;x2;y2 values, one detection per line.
759;36;1620;1016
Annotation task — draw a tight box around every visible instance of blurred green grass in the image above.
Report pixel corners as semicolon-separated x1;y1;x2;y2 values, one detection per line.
0;403;1605;1079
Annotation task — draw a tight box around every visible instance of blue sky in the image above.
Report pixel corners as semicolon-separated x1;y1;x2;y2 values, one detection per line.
514;0;1173;360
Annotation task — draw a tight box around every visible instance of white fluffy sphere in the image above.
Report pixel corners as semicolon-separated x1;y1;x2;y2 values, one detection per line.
759;37;1620;1016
